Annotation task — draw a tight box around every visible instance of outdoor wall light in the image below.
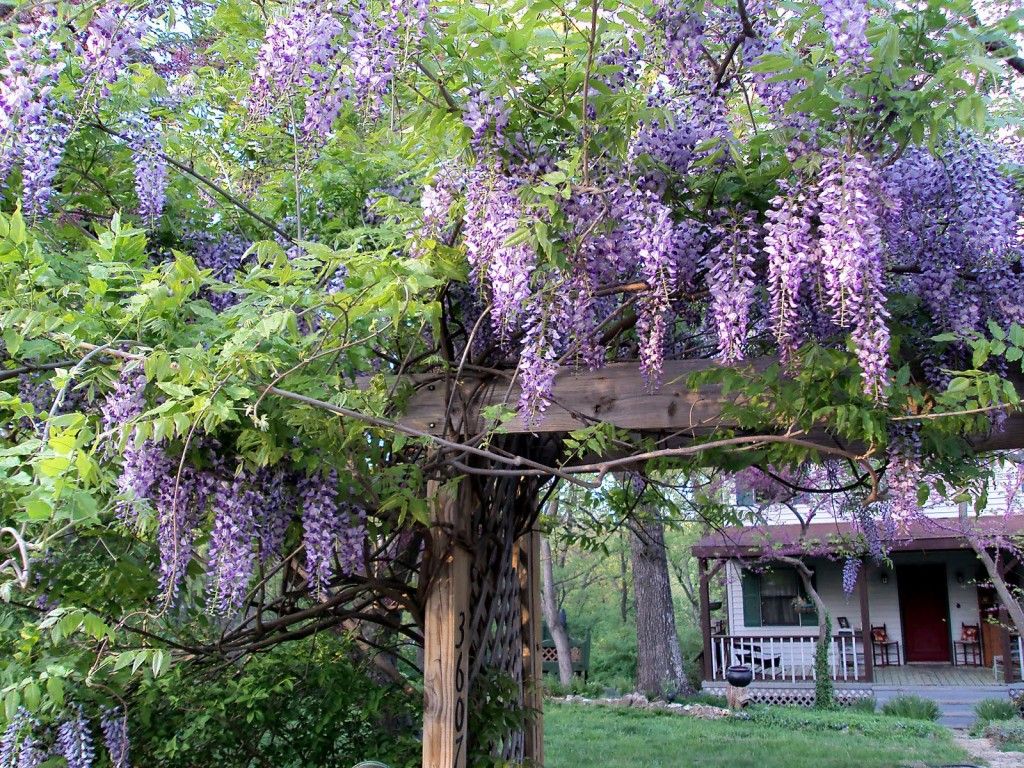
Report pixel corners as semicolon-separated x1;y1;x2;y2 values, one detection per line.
956;571;966;585
880;572;889;584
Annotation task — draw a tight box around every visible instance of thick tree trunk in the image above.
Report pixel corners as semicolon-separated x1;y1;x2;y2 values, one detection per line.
540;535;574;687
629;516;693;699
972;542;1024;633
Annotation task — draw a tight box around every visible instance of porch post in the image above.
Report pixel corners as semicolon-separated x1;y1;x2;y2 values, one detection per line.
517;528;544;765
999;605;1015;684
699;557;713;681
423;480;472;768
858;558;873;683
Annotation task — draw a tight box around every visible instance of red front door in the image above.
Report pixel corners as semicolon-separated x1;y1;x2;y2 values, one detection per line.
898;564;951;662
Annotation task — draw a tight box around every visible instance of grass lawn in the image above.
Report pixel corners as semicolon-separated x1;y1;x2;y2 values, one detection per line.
544;702;971;768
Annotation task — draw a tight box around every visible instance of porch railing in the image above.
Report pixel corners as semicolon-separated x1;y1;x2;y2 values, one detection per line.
709;633;867;683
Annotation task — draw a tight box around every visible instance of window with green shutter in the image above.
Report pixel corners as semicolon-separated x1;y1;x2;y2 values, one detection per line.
740;567;817;627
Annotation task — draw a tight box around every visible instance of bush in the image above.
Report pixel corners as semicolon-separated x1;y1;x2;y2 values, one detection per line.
881;695;941;721
983;718;1024;748
588;625;638;682
849;697;877;714
974;697;1018;726
131;636;420;768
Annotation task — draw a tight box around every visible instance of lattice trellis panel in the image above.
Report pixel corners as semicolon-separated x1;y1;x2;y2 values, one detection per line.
703;685;875;708
466;468;540;763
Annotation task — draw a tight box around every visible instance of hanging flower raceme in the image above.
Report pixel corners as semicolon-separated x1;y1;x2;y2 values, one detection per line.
81;1;143;93
463;164;535;342
156;465;212;601
628;193;676;384
56;706;95;768
885;426;923;528
299;469;342;596
0;8;64;186
517;296;562;423
765;180;817;364
819;0;870;66
20;103;69;218
0;708;42;768
817;152;891;400
99;707;130;768
249;1;343;119
841;557;861;595
706;209;758;364
127;116;168;226
207;470;259;614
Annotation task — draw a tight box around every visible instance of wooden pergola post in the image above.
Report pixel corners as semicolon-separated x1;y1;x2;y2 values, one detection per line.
858;559;873;683
423;480;473;768
698;557;713;681
517;529;544;765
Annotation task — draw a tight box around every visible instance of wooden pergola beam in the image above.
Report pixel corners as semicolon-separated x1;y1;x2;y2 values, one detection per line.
398;358;1024;451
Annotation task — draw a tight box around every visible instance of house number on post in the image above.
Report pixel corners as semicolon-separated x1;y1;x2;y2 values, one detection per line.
454;608;467;764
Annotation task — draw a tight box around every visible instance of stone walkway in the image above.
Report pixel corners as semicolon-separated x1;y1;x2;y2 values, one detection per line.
955;735;1024;768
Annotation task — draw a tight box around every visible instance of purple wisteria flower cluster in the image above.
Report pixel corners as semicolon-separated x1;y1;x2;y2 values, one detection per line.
56;706;95;768
841;557;860;594
819;0;870;66
299;469;366;596
765;180;818;363
817;153;891;399
81;1;143;93
99;707;130;768
630;194;677;384
706;210;758;364
1;704;134;768
250;0;430;138
0;8;72;217
186;232;251;311
1;709;40;768
126;116;168;226
463;165;535;342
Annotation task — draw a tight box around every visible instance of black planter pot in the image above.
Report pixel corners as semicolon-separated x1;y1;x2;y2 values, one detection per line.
725;665;753;688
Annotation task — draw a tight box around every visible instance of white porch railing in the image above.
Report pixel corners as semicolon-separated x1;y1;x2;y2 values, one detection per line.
709;633;867;682
1017;636;1023;680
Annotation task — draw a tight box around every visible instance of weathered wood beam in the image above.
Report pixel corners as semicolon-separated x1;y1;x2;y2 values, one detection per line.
398;358;1024;452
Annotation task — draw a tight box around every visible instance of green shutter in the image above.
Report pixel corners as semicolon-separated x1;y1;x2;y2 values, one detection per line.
741;570;762;627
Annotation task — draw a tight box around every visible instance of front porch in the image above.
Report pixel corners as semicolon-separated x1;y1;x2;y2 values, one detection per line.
693;517;1024;689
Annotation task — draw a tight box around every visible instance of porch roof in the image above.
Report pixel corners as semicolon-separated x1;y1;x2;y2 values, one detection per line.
691;515;1024;558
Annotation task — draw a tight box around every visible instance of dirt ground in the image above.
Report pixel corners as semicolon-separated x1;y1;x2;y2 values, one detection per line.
954;735;1024;768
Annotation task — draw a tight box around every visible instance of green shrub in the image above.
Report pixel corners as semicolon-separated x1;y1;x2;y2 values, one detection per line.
881;695;941;721
974;697;1018;726
848;697;877;713
131;636;420;768
983;718;1024;748
589;625;638;682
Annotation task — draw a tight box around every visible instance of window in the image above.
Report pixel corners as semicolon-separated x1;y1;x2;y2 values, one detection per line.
741;568;817;627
